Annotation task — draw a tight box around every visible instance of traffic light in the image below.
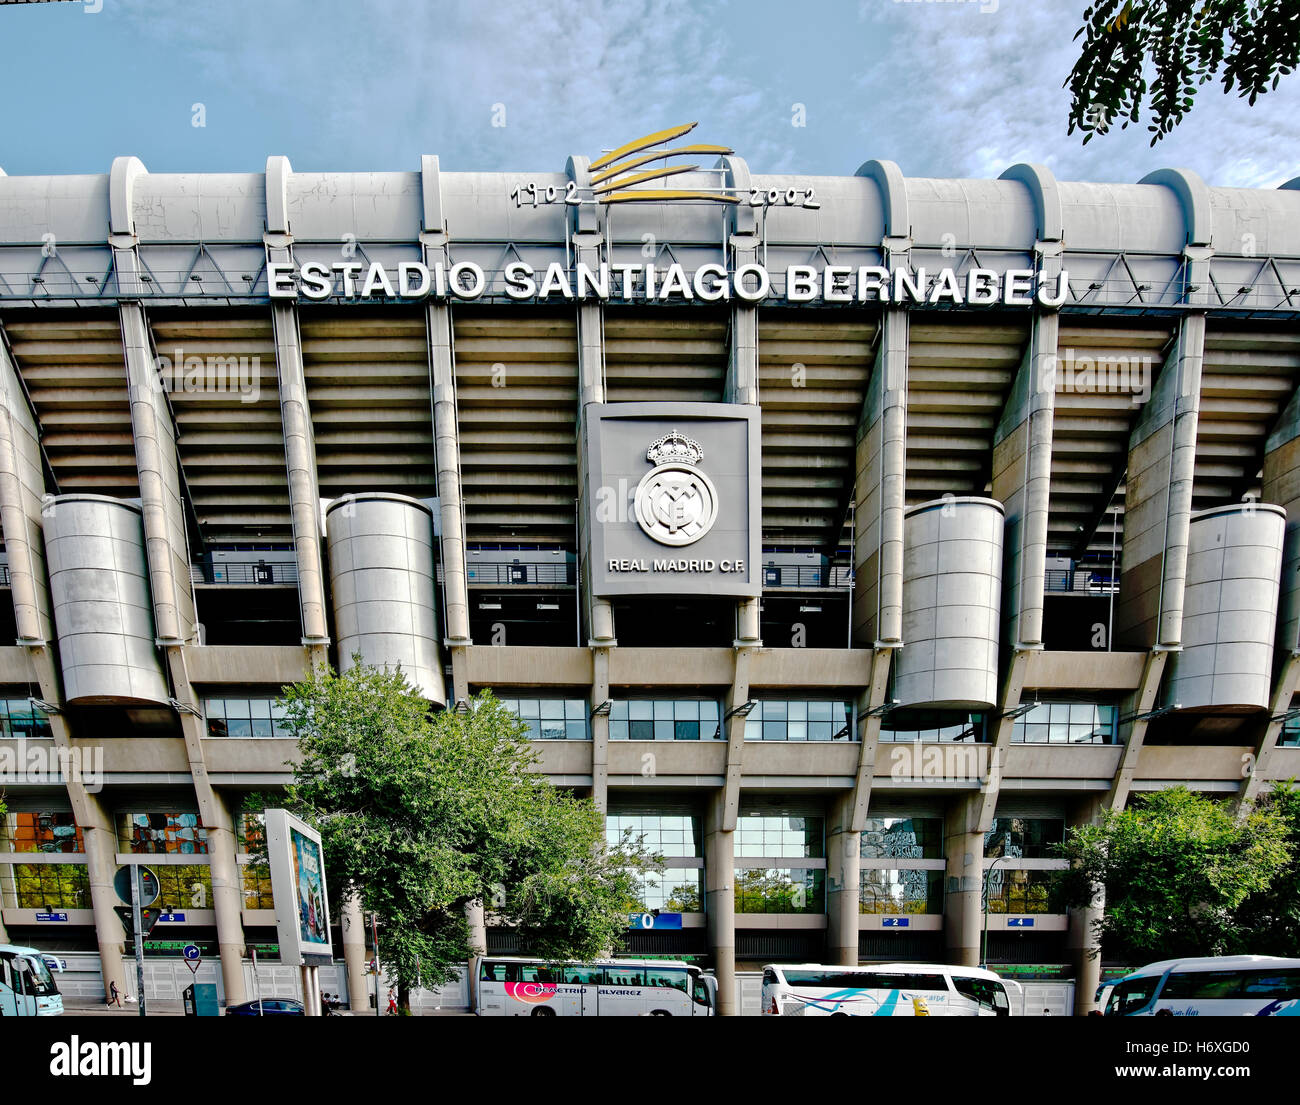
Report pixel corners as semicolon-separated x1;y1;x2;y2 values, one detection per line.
114;905;165;940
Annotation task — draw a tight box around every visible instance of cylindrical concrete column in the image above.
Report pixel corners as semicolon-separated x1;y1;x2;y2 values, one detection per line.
206;822;247;1006
1165;502;1286;709
41;494;169;704
465;898;487;1012
342;893;368;1012
896;497;1004;709
826;793;860;966
943;794;984;968
1067;796;1104;1015
326;493;446;705
704;791;736;1015
83;822;128;1004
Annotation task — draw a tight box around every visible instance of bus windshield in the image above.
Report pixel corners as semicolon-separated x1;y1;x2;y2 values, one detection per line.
1107;975;1157;1016
11;954;58;997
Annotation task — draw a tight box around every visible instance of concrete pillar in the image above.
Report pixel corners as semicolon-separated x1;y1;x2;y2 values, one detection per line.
465;898;487;1011
567;155;616;650
826;793;860;965
421;155;472;678
83;813;129;1004
1114;313;1205;650
1067;795;1104;1015
342;893;368;1012
206;816;247;1005
704;790;736;1015
943;793;984;968
265;156;329;661
164;649;246;1004
723;155;762;648
590;647;610;812
119;300;196;645
852;307;908;648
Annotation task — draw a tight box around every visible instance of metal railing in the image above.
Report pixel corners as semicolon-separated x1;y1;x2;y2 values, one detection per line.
191;561;299;585
465;562;575;586
1045;568;1118;595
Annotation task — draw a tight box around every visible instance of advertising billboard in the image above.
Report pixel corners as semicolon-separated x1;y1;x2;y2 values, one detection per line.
264;809;333;967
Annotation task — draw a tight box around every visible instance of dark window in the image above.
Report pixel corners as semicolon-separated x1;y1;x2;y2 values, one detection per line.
603;966;646;986
1108;976;1159;1016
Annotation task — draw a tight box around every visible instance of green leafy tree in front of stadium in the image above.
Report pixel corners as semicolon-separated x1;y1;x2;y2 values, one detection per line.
1233;781;1300;956
269;662;654;1012
1053;785;1293;961
1067;1;1300;145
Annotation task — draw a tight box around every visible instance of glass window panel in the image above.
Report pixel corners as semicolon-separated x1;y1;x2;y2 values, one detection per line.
611;701;629;720
206;718;229;738
204;699;225;719
653;700;674;721
629;701;652;720
765;700;787;720
516;699;540;719
788;701;807;721
225;699;251;720
763;721;786;741
565;721;587;741
249;699;272;719
674;700;699;720
699;701;719;722
654;720;674;741
808;700;832;722
674;720;699;741
272;719;293;738
565;699;585;720
227;718;252;738
539;700;564;720
744;718;761;740
629;720;654;741
610;720;629;741
787;722;808;742
250;718;274;738
539;720;565;740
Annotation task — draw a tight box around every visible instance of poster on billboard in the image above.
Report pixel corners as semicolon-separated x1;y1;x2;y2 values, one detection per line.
264;809;333;967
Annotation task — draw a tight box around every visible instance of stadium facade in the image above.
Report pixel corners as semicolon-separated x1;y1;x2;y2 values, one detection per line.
1;140;1299;1015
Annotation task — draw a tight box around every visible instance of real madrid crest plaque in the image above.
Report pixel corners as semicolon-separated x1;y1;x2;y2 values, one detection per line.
585;402;760;597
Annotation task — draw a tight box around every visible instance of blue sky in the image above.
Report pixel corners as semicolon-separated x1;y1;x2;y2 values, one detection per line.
3;0;1299;187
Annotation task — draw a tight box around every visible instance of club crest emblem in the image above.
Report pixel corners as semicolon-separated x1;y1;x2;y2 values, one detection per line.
634;430;718;547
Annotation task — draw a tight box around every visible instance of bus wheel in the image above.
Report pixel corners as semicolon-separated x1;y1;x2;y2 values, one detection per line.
531;1007;556;1017
650;1010;671;1016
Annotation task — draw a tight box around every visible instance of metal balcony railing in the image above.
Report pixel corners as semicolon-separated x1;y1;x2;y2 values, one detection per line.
191;561;300;585
1045;568;1118;595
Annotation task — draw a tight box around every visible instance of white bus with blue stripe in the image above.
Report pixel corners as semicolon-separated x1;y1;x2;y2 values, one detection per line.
762;963;1010;1017
1104;955;1300;1016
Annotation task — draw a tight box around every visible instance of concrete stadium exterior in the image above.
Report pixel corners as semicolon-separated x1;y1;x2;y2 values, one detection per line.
1;147;1300;1015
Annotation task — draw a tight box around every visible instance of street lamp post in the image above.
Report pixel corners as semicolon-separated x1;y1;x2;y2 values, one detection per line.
981;854;1010;970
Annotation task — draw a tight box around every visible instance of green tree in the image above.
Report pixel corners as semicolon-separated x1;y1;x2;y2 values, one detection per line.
267;662;655;1011
1054;785;1292;961
1067;1;1300;145
1233;781;1300;956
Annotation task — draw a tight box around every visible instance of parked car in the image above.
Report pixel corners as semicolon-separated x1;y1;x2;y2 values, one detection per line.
225;998;304;1016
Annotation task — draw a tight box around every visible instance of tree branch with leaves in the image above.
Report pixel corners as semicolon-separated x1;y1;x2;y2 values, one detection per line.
1067;1;1300;144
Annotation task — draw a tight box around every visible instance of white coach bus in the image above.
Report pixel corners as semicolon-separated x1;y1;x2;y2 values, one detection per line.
1104;955;1300;1016
477;956;717;1016
0;945;65;1017
762;962;1011;1017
